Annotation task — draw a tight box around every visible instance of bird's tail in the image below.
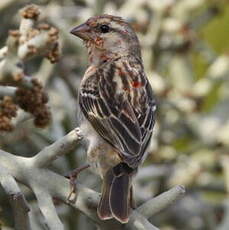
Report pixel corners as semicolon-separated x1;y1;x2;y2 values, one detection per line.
97;163;134;223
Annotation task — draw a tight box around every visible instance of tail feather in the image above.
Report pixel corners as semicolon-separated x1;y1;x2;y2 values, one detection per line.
97;169;114;220
109;173;130;223
97;163;134;223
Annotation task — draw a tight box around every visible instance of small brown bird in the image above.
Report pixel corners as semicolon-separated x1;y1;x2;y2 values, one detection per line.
71;14;156;223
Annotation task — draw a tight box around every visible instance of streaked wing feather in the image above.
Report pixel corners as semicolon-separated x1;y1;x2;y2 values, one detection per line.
136;81;156;157
79;58;156;166
80;94;121;148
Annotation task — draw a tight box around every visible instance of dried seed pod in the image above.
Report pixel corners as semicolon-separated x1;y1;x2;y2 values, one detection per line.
0;96;18;131
37;23;51;30
16;79;51;128
46;42;60;63
21;4;40;20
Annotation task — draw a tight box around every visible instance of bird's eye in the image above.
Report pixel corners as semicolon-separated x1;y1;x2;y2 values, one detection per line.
100;24;110;33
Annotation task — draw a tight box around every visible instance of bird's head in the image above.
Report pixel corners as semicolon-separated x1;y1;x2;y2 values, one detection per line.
70;15;141;64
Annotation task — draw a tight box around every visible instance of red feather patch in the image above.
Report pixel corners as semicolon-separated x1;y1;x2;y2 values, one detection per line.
131;81;142;88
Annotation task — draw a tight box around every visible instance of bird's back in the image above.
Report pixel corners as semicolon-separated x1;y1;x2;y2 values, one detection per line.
79;55;156;168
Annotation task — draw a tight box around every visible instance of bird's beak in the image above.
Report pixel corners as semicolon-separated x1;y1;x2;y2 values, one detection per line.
70;23;91;40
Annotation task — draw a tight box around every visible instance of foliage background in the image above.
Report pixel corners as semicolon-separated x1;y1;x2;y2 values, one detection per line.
0;0;229;229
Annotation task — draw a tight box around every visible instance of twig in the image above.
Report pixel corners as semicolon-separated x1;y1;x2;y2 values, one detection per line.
0;164;31;230
33;185;64;230
0;46;7;59
0;127;185;229
10;193;31;230
127;212;160;230
31;128;83;168
0;85;17;98
137;185;185;218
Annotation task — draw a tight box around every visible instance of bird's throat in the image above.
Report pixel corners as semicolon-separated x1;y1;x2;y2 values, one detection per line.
86;41;117;66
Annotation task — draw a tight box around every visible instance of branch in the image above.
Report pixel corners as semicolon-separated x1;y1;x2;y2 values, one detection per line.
0;85;16;98
0;46;7;60
137;185;185;218
31;128;83;168
0;164;31;230
10;193;31;230
0;5;58;83
0;128;185;229
33;185;64;230
0;4;59;132
127;212;160;230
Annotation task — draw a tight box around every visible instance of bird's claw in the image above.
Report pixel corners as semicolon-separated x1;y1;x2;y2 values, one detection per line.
65;164;90;204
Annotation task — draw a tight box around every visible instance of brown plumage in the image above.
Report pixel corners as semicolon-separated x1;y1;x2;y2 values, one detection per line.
71;14;156;223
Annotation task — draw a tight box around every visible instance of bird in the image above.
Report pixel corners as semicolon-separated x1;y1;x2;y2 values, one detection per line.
70;14;156;223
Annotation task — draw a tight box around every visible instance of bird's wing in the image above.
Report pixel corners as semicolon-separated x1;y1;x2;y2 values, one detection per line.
79;58;156;166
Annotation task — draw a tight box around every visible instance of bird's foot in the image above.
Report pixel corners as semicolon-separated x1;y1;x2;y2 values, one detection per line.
65;164;90;203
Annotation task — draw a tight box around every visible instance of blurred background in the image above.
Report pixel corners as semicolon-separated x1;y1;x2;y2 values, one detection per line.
0;0;229;229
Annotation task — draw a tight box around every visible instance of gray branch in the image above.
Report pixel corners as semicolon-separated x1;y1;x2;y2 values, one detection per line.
0;164;31;230
0;128;185;230
0;85;17;98
137;185;185;218
33;185;64;230
31;128;83;168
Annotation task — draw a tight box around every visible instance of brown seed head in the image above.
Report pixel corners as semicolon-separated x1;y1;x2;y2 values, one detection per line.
0;96;18;132
21;4;40;20
16;79;51;128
